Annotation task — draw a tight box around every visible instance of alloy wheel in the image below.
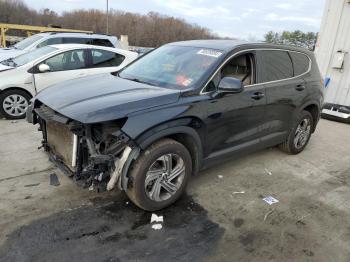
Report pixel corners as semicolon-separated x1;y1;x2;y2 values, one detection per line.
294;118;311;149
144;153;186;202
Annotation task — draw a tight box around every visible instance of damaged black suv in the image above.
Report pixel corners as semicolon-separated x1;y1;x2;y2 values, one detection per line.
27;40;324;211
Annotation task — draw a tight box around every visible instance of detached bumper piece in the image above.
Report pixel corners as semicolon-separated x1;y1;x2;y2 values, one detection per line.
322;103;350;123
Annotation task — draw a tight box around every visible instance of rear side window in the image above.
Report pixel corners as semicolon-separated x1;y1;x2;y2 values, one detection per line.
91;39;114;47
62;37;90;44
258;50;293;83
91;49;125;67
289;52;310;76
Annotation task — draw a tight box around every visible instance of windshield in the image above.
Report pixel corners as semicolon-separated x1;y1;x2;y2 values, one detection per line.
14;34;44;50
7;46;57;67
119;45;223;89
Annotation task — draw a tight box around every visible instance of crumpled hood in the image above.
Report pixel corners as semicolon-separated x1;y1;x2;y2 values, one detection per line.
35;73;181;123
0;49;25;62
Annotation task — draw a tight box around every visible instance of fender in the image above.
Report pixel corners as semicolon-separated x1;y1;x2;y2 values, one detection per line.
135;118;204;174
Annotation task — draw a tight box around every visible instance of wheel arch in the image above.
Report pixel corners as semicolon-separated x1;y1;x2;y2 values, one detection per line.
135;118;204;175
301;102;320;132
0;87;34;100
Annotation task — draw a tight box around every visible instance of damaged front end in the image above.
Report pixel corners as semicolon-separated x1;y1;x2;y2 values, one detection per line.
31;103;140;192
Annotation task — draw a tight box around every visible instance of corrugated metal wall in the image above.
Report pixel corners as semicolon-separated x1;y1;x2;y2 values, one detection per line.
315;0;350;106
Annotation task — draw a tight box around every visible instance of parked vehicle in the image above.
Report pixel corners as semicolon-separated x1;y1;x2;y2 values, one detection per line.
0;32;120;62
27;40;323;211
0;44;138;119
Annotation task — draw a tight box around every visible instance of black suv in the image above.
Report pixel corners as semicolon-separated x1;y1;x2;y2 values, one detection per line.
27;40;324;211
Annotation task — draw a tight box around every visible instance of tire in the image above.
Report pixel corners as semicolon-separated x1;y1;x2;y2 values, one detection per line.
0;89;31;120
126;138;192;211
279;110;313;154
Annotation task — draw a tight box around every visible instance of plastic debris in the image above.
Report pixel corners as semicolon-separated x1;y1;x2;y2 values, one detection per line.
262;196;279;205
152;224;163;230
218;175;223;179
264;168;272;176
151;213;163;223
49;173;60;186
11;120;17;123
264;210;274;221
233;191;245;194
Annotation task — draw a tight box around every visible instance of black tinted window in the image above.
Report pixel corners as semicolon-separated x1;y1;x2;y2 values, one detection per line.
62;37;90;44
289;52;310;76
258;50;293;83
91;39;114;47
91;49;125;67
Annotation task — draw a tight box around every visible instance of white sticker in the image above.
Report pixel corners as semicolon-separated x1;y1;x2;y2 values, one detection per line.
262;196;279;205
182;78;193;86
197;49;222;58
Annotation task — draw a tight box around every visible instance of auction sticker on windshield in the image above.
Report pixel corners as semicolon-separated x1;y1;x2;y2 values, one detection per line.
197;49;222;58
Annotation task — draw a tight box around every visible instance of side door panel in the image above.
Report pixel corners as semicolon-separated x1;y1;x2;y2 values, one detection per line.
33;49;89;92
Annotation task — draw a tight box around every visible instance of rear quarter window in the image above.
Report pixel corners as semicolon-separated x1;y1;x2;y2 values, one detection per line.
91;39;114;47
289;52;310;76
258;50;293;83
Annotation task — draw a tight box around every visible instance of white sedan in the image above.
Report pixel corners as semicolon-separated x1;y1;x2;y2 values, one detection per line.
0;44;138;119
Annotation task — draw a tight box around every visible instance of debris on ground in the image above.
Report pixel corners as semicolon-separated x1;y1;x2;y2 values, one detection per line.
151;213;163;223
150;214;164;230
232;191;245;194
264;210;274;221
49;173;60;186
264;168;272;176
218;175;223;179
262;196;279;205
24;183;40;187
151;224;163;230
11;120;17;124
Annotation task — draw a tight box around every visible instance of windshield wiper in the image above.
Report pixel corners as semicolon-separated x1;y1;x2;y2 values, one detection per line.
125;77;152;86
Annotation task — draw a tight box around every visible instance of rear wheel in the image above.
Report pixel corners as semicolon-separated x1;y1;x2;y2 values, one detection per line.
279;110;313;154
0;89;31;119
126;138;192;211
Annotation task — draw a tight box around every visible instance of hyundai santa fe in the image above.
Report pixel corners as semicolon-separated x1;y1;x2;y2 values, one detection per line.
27;40;324;211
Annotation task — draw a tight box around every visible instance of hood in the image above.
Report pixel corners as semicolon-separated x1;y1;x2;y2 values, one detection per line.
0;49;26;62
35;74;181;123
0;64;14;72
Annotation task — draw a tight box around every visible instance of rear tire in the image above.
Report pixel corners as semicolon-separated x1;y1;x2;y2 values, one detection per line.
126;138;192;211
0;89;31;120
279;110;313;154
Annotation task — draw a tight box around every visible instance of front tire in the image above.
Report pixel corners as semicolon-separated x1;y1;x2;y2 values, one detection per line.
0;89;31;120
126;139;192;211
279;110;313;154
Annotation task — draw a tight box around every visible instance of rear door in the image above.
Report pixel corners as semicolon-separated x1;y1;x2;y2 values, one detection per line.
84;49;127;76
257;50;309;142
33;49;90;92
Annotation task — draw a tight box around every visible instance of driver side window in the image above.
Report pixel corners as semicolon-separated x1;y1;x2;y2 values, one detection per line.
204;52;255;93
43;49;88;72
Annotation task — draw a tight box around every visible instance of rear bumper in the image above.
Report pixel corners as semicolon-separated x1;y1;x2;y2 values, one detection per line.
321;103;350;123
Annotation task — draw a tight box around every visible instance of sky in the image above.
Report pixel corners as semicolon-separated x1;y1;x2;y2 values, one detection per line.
23;0;326;40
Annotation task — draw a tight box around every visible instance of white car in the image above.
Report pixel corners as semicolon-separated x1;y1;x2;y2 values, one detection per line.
0;44;138;119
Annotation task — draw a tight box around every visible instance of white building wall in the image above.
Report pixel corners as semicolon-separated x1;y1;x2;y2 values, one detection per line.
315;0;350;106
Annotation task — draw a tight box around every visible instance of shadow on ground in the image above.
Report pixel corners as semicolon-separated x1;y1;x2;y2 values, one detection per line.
0;194;224;262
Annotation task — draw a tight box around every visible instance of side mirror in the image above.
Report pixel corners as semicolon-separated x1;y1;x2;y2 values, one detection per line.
38;64;50;73
218;77;244;93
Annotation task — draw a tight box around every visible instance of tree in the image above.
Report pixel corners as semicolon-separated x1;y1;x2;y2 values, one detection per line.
264;30;317;51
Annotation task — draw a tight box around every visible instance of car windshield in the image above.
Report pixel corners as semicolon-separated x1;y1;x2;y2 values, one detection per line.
13;34;44;50
10;46;57;67
119;45;223;89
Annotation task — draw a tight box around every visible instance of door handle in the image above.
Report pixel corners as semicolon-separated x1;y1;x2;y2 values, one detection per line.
251;92;265;100
295;84;306;91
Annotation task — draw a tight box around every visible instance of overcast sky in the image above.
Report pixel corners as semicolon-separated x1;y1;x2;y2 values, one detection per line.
23;0;326;40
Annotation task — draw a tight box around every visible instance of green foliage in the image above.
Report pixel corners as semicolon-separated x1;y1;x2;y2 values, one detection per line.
264;30;317;51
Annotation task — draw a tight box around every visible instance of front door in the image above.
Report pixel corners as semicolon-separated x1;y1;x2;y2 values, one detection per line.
33;49;90;92
204;52;267;158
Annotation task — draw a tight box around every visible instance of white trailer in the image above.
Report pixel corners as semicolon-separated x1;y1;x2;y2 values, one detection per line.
315;0;350;122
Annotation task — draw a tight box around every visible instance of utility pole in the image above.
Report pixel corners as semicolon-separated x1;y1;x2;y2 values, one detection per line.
106;0;109;34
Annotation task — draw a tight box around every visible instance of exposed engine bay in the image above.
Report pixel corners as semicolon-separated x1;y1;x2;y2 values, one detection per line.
32;104;140;192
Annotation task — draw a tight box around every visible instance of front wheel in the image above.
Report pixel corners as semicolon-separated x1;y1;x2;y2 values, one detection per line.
126;139;192;211
0;89;31;119
279;110;313;154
